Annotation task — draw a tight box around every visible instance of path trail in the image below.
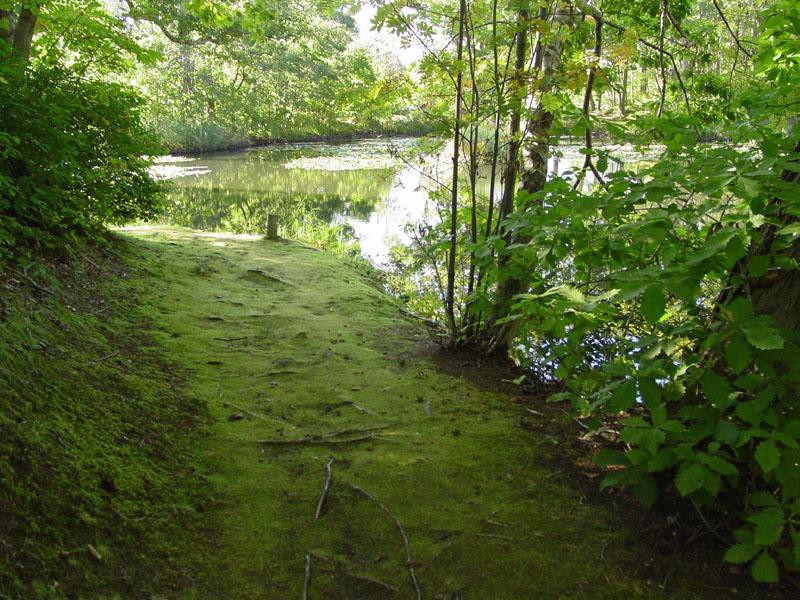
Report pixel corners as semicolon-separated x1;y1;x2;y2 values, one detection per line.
121;226;739;599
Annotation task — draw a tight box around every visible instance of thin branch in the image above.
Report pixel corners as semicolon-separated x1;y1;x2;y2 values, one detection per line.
314;458;334;520
5;268;56;295
257;434;377;447
657;0;667;117
303;554;311;600
345;481;422;600
306;550;402;594
712;0;753;58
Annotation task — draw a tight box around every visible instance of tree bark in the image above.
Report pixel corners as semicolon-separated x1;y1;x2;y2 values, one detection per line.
484;7;572;353
444;0;466;337
722;141;800;332
12;6;37;65
477;5;529;351
742;142;800;331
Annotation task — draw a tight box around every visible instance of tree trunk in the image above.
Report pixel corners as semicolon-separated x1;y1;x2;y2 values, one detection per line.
640;65;648;95
483;6;571;353
723;141;800;331
12;6;37;65
619;67;628;116
444;0;466;337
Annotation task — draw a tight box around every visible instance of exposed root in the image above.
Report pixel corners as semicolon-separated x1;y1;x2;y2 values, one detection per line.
344;481;422;600
307;550;401;596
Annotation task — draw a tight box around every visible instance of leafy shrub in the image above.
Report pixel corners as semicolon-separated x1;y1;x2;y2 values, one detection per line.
0;63;161;259
466;0;800;582
486;125;800;583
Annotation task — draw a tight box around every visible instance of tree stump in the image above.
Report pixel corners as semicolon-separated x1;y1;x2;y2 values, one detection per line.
266;214;279;240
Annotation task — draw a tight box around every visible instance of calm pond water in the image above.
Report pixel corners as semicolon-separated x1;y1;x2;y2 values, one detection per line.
154;137;644;265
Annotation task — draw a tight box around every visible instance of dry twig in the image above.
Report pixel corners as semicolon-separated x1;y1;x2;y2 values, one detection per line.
344;481;422;600
258;434;377;447
315;458;334;520
303;553;311;600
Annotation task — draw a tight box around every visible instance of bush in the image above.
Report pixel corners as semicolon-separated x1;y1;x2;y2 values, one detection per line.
0;64;162;259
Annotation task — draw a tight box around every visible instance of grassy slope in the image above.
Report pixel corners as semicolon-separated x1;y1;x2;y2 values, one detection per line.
115;226;756;599
0;243;208;598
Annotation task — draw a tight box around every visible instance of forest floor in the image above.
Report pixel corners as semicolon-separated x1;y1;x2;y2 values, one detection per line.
1;225;774;598
113;226;763;599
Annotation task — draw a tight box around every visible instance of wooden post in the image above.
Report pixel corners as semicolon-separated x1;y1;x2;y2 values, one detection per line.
266;214;279;240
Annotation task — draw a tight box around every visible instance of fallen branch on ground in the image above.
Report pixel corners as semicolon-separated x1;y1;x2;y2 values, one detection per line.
6;267;56;295
257;434;377;447
344;481;422;600
399;306;446;331
325;400;375;415
222;400;298;430
91;351;119;364
303;553;311;600
315;458;334;520
328;425;393;438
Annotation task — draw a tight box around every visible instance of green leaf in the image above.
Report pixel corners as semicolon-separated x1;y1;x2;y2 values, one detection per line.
675;462;706;496
724;544;759;564
755;440;781;473
748;255;771;278
778;223;800;237
748;508;784;546
700;454;738;476
594;449;628;467
632;475;658;508
752;552;779;583
714;420;740;444
639;378;662;409
596;153;608;173
640;284;666;324
608;379;637;413
795;532;800;564
700;371;731;409
554;286;586;304
742;318;784;350
737;176;761;199
725;335;752;374
725;235;747;267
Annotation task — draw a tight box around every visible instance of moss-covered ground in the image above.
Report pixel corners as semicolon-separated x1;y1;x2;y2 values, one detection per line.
93;225;758;599
0;241;208;598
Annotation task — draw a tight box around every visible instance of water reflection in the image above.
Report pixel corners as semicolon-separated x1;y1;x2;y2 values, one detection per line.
157;138;436;264
156;138;652;265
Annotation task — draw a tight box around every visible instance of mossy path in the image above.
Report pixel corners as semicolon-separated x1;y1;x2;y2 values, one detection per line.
121;227;739;599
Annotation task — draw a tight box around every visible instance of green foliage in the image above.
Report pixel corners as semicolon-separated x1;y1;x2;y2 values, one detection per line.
0;63;161;258
131;2;425;152
465;0;800;581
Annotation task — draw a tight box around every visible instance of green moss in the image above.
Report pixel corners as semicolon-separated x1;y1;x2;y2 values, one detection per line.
105;225;752;599
0;241;209;598
2;225;762;597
